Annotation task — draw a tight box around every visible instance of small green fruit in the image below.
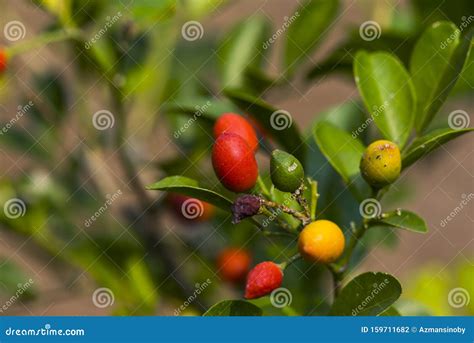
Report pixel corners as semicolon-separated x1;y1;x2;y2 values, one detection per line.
360;140;401;188
270;149;304;193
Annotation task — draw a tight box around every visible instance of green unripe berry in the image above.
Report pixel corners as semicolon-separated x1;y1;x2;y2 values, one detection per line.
360;140;401;188
270;149;304;193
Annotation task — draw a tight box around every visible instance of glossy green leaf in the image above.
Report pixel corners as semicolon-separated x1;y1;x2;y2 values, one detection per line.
354;51;415;147
313;121;365;189
203;300;262;316
224;88;306;163
284;0;339;75
218;16;271;89
146;176;232;211
410;22;472;133
402;128;473;169
374;210;428;233
330;272;402;316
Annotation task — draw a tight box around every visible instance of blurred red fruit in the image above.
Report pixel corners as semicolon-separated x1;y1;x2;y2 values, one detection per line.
212;132;258;193
244;261;283;299
0;49;7;73
217;248;251;283
214;113;259;152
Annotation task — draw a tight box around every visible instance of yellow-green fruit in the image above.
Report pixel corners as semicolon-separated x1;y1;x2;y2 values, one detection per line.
270;149;304;193
298;220;345;264
360;140;401;188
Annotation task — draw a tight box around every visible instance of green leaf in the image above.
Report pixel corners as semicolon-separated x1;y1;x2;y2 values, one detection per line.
410;22;472;133
379;306;401;316
146;176;232;211
354;51;415;147
375;210;428;233
218;16;271;89
330;272;402;316
284;0;339;75
402;128;473;169
224;88;306;163
313;121;367;198
203;300;262;316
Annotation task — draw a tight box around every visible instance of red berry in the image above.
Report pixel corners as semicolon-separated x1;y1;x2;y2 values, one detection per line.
217;248;251;283
214;113;259;152
244;261;283;299
212;132;258;193
0;49;7;73
167;194;215;222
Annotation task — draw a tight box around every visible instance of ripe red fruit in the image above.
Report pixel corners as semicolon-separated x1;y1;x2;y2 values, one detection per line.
0;49;7;73
167;194;215;222
244;261;283;299
217;248;251;283
214;113;259;152
212;132;258;193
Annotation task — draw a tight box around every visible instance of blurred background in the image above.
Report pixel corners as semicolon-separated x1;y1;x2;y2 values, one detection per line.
0;0;472;316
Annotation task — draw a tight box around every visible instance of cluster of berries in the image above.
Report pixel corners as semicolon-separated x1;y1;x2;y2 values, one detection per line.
209;113;404;300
